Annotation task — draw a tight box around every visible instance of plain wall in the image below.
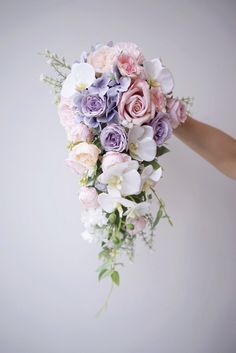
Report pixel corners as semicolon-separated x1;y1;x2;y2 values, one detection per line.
0;1;235;353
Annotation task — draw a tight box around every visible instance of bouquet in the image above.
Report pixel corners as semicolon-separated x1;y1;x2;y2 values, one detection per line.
40;41;193;313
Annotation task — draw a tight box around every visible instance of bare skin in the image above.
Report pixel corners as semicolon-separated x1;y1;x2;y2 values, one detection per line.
173;116;236;180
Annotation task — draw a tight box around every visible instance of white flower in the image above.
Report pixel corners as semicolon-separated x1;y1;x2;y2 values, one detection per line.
61;63;96;98
143;58;174;94
80;207;108;244
81;230;95;243
124;201;150;220
128;125;156;162
98;189;135;213
81;207;107;228
97;160;141;196
141;165;162;191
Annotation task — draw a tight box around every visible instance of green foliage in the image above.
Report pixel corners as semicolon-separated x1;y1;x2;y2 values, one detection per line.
156;146;170;157
111;271;120;286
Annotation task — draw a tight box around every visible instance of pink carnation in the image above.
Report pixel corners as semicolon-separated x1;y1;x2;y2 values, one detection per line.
117;53;142;79
150;87;166;112
115;42;145;65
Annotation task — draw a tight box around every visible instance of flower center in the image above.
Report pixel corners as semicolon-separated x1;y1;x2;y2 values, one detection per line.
129;142;138;155
108;175;122;190
75;82;87;91
148;79;160;88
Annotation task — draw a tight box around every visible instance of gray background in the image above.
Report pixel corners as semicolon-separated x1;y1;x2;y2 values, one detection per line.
0;0;236;352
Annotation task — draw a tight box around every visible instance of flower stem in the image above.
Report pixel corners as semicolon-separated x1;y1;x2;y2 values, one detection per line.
95;281;114;318
150;188;173;226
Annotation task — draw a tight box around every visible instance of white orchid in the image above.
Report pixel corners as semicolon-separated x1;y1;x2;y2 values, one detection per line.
140;165;162;191
98;189;135;213
124;201;150;221
143;58;174;94
128;125;156;162
61;62;96;98
97;160;141;196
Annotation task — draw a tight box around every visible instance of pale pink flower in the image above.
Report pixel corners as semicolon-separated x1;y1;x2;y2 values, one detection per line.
150;87;166;112
115;42;145;65
117;53;142;79
166;98;187;129
128;216;147;235
87;45;118;74
79;187;99;208
58;97;76;128
66;142;100;175
67;123;92;143
118;78;156;126
101;152;131;172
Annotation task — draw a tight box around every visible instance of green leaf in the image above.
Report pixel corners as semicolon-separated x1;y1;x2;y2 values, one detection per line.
156;146;170;157
152;206;163;229
98;248;110;260
111;271;120;286
149;159;161;170
98;269;111;281
96;261;111;273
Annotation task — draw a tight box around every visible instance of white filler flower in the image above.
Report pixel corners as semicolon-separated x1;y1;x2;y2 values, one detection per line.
61;62;96;98
128;125;156;162
143;58;174;94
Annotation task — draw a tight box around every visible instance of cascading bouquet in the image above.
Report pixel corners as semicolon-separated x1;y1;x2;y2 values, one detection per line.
40;41;193;311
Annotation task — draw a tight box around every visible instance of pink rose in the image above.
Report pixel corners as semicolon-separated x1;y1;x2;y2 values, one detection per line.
128;216;147;235
87;45;117;74
115;42;145;65
150;87;166;112
117;53;142;79
58;97;76;128
79;187;99;208
118;79;156;126
101;152;131;172
67;123;92;143
166;98;187;129
66;142;101;175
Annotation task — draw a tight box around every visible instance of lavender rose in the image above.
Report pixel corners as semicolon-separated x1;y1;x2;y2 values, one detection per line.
149;112;172;146
74;91;106;128
100;124;128;152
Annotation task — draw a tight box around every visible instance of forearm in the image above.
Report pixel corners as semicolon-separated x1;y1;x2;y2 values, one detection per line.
173;116;236;180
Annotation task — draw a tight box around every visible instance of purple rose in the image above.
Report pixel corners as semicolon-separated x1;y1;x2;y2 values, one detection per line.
100;124;128;152
74;91;106;128
149;112;172;146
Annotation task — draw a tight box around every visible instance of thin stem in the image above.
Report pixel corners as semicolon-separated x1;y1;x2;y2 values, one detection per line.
150;188;173;226
95;281;114;318
51;63;67;79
